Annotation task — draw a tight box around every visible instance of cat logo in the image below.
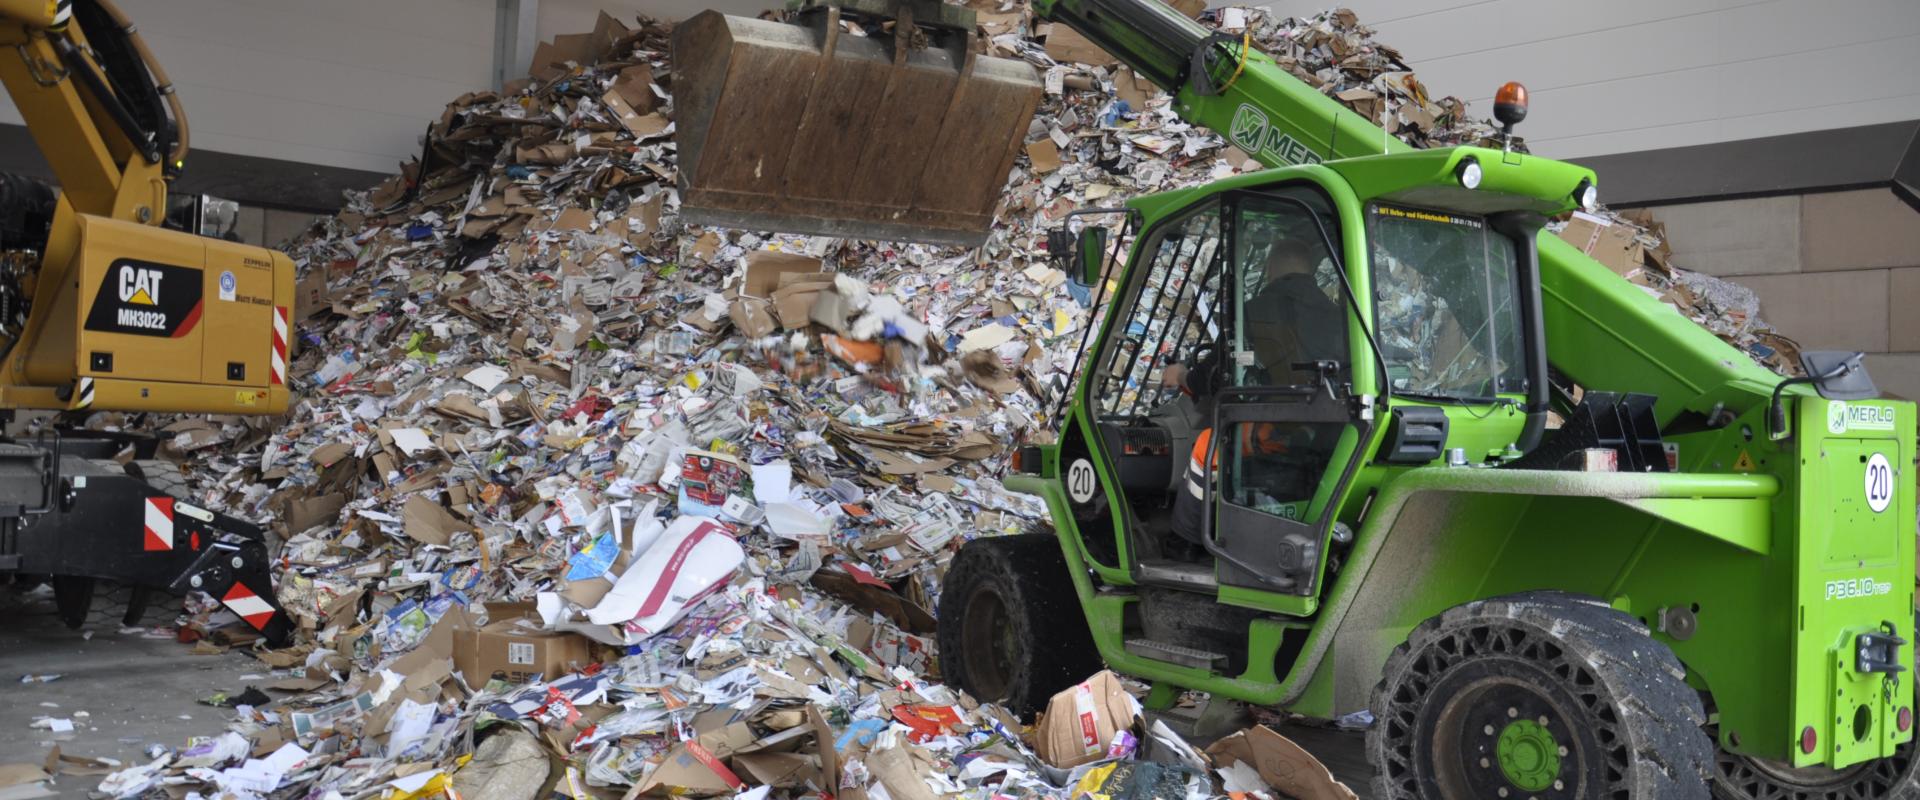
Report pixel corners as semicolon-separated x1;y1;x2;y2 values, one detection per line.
118;266;161;306
85;259;202;338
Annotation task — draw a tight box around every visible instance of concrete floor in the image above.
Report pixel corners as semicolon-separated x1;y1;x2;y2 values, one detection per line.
0;583;261;799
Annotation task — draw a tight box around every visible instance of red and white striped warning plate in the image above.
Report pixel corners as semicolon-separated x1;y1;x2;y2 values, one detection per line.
143;497;173;551
270;306;289;385
221;583;276;630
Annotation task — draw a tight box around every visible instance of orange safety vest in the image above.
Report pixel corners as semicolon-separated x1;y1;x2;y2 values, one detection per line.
1185;425;1288;497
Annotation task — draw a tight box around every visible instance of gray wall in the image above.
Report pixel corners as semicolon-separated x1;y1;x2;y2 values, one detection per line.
1264;0;1920;162
1641;189;1920;398
0;0;499;177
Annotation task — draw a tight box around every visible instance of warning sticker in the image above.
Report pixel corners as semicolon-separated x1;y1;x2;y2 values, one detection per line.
1732;450;1756;472
1375;203;1484;229
508;642;535;665
218;270;237;302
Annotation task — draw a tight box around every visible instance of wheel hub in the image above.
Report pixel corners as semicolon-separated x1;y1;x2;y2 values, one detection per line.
959;583;1016;701
1497;719;1561;791
1423;672;1582;799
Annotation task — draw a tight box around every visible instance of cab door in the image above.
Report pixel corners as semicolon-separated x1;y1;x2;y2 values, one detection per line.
1205;188;1370;597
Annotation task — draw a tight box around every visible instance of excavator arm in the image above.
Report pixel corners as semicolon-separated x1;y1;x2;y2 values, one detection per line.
0;0;293;645
0;0;182;221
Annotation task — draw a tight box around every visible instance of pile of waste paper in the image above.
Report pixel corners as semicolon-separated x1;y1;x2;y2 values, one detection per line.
77;5;1802;800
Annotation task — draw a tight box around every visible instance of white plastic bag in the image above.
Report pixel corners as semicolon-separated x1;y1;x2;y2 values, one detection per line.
586;516;742;633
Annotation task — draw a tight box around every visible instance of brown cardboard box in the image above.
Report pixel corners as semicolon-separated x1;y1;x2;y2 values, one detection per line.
742;251;827;299
1045;25;1116;65
1032;671;1140;768
454;605;592;684
294;270;330;321
1557;212;1643;277
1204;725;1357;800
770;275;839;331
727;296;778;339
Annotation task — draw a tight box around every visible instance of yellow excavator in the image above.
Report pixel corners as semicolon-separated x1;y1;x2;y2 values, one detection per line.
0;0;294;643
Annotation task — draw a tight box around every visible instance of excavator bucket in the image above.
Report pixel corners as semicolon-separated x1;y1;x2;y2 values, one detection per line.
671;1;1044;247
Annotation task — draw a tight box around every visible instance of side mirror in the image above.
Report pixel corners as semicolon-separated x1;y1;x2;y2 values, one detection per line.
1803;350;1878;400
1047;226;1075;270
1076;225;1109;286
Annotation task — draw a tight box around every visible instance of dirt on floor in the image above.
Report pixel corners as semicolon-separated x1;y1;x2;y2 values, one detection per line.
0;582;264;800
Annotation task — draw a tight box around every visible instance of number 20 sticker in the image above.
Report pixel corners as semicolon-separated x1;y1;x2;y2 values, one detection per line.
1066;458;1098;504
1864;452;1893;513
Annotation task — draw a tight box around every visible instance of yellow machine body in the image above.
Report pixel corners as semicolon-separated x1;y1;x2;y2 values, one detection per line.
8;216;292;413
0;0;293;416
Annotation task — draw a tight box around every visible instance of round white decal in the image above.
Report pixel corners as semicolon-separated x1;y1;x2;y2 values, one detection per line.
1864;452;1893;513
1066;458;1098;504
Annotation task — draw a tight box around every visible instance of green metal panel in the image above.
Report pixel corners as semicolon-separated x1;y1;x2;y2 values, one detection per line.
1787;396;1915;768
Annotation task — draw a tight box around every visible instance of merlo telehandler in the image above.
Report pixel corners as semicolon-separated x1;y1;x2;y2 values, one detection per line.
674;0;1917;795
0;0;295;643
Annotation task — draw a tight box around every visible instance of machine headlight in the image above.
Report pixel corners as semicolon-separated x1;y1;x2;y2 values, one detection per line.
1456;158;1482;190
1574;179;1598;213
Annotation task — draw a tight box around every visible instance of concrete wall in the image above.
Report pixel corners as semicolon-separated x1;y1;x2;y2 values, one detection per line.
0;0;499;177
1266;0;1920;162
1641;189;1920;398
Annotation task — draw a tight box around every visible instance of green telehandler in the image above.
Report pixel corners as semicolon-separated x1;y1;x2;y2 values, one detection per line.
670;0;1918;795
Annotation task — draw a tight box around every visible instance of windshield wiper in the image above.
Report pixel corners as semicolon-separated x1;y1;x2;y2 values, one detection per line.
1393;390;1512;406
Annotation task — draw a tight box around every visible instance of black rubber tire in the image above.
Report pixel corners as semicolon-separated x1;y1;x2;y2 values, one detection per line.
1367;591;1715;799
122;585;152;627
936;534;1102;718
1712;717;1920;798
52;574;93;629
127;459;188;497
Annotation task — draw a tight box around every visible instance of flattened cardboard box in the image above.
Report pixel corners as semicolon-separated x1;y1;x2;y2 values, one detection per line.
1558;211;1642;277
454;608;591;685
1204;724;1357;800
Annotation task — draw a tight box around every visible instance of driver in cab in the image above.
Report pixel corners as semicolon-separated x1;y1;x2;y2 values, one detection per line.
1168;237;1345;546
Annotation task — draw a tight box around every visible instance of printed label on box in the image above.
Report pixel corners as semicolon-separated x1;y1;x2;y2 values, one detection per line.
508;642;536;665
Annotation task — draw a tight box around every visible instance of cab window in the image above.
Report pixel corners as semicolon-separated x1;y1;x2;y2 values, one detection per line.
1368;204;1525;400
1094;203;1224;419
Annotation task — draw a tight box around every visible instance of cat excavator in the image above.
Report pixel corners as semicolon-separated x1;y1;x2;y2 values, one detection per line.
0;0;294;644
675;0;1920;797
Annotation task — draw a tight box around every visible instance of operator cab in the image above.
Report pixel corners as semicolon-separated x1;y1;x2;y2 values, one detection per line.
1048;128;1602;614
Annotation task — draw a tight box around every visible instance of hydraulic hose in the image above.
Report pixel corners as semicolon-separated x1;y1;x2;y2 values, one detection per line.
91;0;186;168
